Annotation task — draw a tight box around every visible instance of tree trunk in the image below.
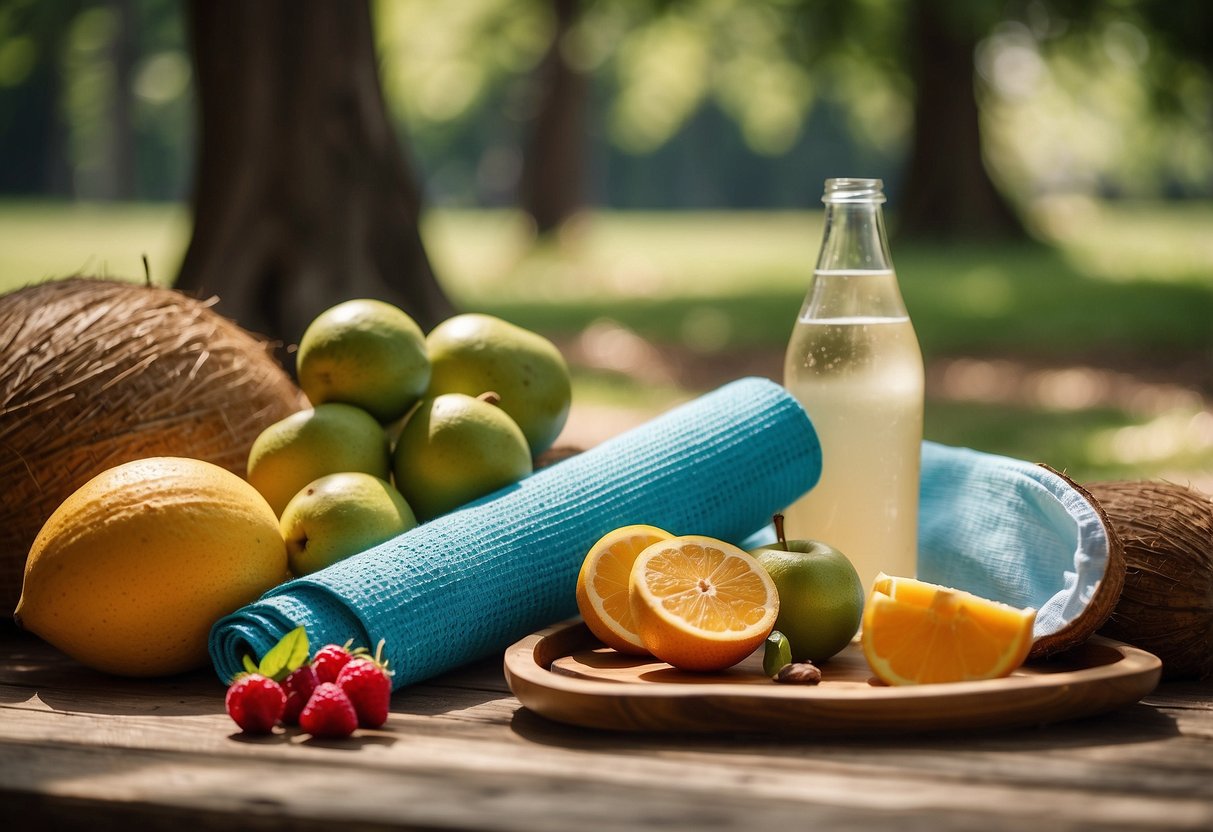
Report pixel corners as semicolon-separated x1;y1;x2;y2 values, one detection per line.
176;0;453;357
109;0;137;200
897;0;1025;241
519;0;588;235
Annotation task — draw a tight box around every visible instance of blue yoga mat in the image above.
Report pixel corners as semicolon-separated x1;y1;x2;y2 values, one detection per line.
210;376;823;688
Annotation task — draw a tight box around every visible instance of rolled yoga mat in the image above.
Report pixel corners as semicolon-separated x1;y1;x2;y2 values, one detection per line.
210;376;823;688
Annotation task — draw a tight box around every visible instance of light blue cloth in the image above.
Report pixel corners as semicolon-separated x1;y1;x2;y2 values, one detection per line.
744;441;1110;641
916;441;1108;640
210;377;823;688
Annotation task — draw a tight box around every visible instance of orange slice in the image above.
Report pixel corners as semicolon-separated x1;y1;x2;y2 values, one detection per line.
861;573;1036;686
575;524;673;654
628;536;779;672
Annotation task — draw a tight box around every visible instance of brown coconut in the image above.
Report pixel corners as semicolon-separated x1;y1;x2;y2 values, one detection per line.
1087;480;1213;680
0;277;304;613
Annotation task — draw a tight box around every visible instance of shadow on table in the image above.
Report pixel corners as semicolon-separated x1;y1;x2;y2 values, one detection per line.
507;698;1180;755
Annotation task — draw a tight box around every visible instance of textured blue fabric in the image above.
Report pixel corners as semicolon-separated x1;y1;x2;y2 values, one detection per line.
744;441;1110;641
209;377;822;688
916;441;1108;640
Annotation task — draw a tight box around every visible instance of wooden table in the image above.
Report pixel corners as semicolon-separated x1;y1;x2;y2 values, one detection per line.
2;622;1211;831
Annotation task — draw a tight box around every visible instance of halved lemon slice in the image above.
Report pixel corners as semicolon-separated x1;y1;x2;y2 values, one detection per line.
861;573;1036;686
629;535;779;672
575;524;673;654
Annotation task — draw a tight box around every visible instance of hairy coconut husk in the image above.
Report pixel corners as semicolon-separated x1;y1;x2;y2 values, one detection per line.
0;277;305;613
1027;467;1126;660
1087;480;1213;681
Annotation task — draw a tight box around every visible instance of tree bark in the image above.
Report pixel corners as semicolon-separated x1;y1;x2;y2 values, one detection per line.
519;0;588;235
176;0;453;357
109;0;137;200
897;0;1025;241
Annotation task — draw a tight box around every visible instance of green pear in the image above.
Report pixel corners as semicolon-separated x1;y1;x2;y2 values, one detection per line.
425;313;571;455
392;392;533;521
297;298;430;423
247;402;390;516
280;472;417;576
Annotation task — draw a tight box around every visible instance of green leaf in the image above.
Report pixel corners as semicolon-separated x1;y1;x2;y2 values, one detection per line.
241;654;259;675
258;627;310;682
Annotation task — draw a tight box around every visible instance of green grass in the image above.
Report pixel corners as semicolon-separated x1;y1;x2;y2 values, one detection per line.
0;201;189;287
2;198;1211;485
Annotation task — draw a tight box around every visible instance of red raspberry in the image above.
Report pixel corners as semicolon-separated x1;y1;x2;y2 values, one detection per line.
225;674;285;734
312;642;358;683
280;664;319;726
337;657;392;729
299;682;358;738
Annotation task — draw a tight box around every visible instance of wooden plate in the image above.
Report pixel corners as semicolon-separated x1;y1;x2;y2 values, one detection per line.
503;619;1162;735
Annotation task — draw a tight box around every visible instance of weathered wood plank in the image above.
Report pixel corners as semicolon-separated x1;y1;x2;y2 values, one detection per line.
3;627;1213;830
4;729;1213;832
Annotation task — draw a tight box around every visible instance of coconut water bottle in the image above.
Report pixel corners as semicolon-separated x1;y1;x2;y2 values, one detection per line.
782;178;924;595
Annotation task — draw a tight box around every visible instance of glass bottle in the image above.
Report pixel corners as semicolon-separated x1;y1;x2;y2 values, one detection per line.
782;178;924;595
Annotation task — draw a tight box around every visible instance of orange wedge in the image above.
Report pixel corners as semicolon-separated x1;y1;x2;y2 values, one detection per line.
629;536;779;672
575;524;674;654
861;573;1036;686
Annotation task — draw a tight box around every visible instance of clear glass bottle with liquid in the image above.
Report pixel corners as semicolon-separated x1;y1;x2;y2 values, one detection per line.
782;178;924;594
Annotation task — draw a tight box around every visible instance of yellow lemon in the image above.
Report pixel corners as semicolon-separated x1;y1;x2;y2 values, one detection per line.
15;457;288;677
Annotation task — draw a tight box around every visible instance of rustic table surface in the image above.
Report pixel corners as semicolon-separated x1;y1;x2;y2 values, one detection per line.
2;622;1212;831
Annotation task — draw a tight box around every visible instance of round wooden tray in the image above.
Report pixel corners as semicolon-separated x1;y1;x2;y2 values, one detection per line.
503;619;1162;735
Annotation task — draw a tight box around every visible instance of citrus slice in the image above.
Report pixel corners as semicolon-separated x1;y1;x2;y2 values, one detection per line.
629;535;779;672
575;524;673;654
861;574;1036;686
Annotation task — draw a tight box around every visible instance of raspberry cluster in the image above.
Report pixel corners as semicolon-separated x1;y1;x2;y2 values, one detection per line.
225;631;393;739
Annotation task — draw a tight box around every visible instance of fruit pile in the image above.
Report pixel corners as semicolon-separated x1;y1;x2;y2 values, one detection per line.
15;300;571;683
225;628;393;738
574;516;1038;686
248;299;572;576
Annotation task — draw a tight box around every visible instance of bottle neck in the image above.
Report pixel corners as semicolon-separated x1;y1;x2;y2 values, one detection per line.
816;201;894;273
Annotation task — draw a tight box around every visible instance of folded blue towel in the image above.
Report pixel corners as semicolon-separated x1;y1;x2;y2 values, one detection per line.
210;377;823;687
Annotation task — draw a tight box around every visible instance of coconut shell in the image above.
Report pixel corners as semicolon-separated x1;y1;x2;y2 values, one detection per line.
0;277;304;613
1026;467;1126;660
1086;480;1213;680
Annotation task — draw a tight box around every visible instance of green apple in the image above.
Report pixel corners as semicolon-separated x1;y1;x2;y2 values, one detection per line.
425;313;571;455
392;392;532;522
297;298;430;423
750;514;864;663
247;402;390;516
280;472;417;576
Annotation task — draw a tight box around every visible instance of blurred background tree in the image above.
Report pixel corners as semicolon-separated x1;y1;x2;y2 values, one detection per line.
1;0;1211;484
175;0;453;351
5;0;1210;231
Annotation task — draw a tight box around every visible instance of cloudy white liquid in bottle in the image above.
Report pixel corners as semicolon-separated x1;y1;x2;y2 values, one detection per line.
782;178;924;595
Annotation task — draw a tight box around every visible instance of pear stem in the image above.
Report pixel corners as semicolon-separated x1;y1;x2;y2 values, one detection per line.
477;391;502;406
773;513;788;549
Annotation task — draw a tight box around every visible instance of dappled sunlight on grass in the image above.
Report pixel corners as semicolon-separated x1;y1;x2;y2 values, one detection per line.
1088;411;1213;471
0;199;1210;485
430;209;818;306
1032;195;1213;285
